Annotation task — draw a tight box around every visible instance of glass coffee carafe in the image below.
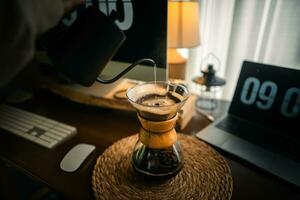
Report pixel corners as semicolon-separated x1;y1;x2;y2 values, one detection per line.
127;82;189;177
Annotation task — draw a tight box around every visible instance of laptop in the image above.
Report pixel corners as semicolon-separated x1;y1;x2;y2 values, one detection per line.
196;61;300;187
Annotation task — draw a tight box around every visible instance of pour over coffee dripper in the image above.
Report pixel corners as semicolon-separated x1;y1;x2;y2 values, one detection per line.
127;82;189;177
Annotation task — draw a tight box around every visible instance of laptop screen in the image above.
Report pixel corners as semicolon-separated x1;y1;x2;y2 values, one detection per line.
229;61;300;141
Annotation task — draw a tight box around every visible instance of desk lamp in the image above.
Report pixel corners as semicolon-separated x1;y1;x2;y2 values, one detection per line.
168;0;200;80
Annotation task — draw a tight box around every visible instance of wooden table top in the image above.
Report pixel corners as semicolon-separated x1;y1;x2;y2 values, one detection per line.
0;90;299;199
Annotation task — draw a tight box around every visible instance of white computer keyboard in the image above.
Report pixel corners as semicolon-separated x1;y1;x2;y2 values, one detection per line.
0;104;77;149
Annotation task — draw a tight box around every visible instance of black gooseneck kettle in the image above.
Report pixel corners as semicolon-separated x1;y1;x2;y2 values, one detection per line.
38;6;155;86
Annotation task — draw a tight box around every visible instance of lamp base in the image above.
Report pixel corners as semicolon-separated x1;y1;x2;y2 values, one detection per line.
167;49;187;80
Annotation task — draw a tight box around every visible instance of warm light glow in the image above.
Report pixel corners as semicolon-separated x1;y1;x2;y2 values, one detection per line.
168;1;201;48
167;48;186;64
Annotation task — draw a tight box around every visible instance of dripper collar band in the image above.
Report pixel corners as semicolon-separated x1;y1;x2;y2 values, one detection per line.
137;113;178;133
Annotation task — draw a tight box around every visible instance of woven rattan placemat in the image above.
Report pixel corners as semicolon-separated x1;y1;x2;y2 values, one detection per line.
92;134;233;200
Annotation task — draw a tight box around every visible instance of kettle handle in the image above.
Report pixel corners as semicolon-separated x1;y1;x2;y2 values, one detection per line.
96;58;156;84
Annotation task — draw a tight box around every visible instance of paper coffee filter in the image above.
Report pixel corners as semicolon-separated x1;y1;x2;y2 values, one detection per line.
127;82;189;121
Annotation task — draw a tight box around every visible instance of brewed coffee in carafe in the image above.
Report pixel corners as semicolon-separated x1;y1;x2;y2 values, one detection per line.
127;82;189;177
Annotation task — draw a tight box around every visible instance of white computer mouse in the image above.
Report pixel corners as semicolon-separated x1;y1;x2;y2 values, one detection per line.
60;143;95;173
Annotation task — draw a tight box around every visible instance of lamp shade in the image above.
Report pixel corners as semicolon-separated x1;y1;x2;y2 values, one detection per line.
168;1;201;48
